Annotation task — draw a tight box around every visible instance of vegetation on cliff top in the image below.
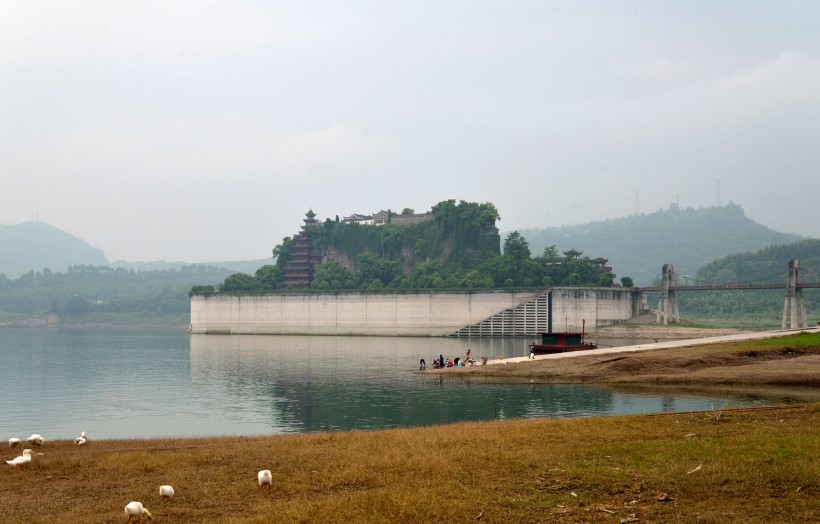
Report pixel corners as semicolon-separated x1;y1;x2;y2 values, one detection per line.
209;200;625;294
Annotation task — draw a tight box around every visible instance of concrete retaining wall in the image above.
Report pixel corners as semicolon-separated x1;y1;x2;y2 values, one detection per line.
190;291;539;336
551;287;639;332
190;288;640;336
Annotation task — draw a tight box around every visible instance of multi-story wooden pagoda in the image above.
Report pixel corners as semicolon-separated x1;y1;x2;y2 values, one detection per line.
281;210;323;287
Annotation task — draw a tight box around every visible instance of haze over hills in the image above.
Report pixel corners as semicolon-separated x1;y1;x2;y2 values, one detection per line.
0;222;108;278
0;221;271;279
110;258;271;275
517;204;804;286
1;204;807;287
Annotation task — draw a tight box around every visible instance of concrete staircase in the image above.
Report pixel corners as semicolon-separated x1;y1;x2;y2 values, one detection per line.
450;290;548;337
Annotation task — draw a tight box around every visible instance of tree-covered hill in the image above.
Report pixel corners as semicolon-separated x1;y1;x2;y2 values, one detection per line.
518;203;801;286
111;258;270;274
0;222;109;278
0;264;235;324
211;200;623;294
694;239;820;285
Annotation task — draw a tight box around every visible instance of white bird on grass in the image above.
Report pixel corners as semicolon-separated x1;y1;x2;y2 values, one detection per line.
159;485;175;501
26;434;44;448
9;438;21;448
124;501;152;523
6;448;33;468
75;431;87;446
258;469;273;494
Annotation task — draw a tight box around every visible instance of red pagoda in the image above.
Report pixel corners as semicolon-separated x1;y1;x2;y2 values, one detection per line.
281;210;323;287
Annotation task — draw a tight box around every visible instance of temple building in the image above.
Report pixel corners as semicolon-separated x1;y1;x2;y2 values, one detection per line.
342;209;433;227
281;210;323;287
547;249;613;274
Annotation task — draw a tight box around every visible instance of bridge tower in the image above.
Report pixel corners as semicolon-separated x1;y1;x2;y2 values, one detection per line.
656;264;679;324
781;259;809;329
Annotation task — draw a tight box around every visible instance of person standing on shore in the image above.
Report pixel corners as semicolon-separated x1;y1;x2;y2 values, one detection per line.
419;358;426;370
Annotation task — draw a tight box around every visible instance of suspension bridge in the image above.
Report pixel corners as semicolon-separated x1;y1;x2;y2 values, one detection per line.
634;260;820;328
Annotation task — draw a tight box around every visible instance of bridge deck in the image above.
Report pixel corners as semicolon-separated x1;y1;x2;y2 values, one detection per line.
635;283;820;292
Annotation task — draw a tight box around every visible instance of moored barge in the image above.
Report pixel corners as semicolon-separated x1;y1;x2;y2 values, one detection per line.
528;331;597;354
529;318;596;354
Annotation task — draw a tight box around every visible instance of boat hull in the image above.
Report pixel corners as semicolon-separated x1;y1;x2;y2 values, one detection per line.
529;343;597;354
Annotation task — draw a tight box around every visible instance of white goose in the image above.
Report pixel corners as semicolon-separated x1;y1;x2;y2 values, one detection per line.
9;438;21;448
26;434;44;447
159;484;174;501
258;469;272;494
6;448;33;467
75;431;87;446
124;501;152;523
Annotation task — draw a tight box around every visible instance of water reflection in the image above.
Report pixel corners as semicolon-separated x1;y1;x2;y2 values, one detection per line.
189;334;562;432
187;334;734;433
0;329;798;440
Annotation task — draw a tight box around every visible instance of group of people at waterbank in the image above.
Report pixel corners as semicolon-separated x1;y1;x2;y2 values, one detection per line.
419;349;479;370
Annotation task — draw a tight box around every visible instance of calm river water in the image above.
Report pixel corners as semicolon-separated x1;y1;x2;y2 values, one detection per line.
0;328;797;440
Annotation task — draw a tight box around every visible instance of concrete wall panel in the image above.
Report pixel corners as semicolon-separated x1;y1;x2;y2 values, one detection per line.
190;288;638;336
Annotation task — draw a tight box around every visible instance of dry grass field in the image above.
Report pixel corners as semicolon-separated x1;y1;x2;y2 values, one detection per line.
2;404;819;523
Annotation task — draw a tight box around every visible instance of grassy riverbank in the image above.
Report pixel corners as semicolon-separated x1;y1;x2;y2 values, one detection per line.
2;405;818;523
454;331;820;388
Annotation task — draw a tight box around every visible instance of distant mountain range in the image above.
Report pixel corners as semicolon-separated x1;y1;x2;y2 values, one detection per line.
517;204;805;286
0;222;270;279
2;204;808;286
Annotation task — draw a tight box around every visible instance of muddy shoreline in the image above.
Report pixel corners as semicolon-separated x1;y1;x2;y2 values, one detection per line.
434;328;820;391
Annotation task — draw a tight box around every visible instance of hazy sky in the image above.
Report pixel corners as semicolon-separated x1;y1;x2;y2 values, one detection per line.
2;1;819;262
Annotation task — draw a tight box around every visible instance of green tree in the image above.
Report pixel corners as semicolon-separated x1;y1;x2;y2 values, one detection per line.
356;253;400;288
219;273;257;293
478;255;518;287
503;231;531;265
461;269;493;289
518;259;546;287
380;225;402;258
272;237;294;267
598;272;616;287
188;285;215;297
63;295;90;315
254;265;282;291
411;260;449;288
312;260;355;289
620;276;634;288
543;245;561;262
